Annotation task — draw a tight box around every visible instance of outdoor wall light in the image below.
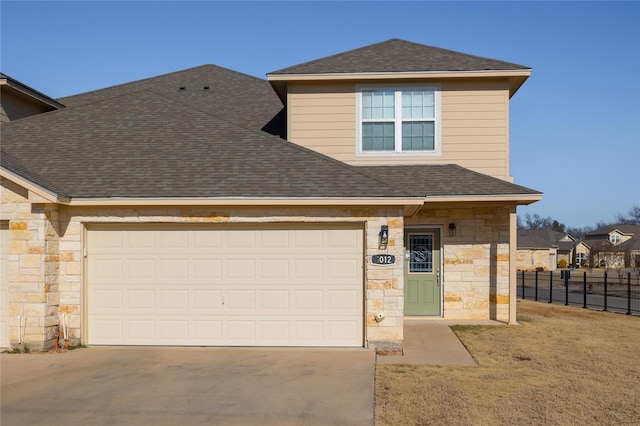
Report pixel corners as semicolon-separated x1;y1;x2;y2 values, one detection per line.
379;225;389;247
449;223;457;237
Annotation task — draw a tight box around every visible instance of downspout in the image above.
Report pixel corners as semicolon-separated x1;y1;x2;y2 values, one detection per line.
17;315;21;344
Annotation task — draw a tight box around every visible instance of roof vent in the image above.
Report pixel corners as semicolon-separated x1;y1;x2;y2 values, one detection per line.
203;86;209;90
179;86;186;91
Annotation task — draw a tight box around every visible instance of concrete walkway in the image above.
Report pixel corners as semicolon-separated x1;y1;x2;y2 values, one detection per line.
1;347;374;425
377;318;505;365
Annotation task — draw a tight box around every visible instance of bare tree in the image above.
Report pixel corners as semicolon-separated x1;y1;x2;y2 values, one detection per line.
615;205;640;226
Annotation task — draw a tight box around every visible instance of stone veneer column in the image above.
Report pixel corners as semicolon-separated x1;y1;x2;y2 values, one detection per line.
6;203;59;350
365;213;404;354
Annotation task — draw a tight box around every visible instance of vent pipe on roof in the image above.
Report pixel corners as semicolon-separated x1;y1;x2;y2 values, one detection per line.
179;87;186;91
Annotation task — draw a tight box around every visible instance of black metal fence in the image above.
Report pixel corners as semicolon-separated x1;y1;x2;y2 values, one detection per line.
517;270;640;316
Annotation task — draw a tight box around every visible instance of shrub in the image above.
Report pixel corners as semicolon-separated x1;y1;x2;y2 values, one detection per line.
558;258;568;269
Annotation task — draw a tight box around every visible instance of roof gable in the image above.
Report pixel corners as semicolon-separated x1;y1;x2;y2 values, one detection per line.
269;39;530;75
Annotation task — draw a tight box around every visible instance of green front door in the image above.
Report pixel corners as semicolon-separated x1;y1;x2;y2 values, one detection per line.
404;229;441;316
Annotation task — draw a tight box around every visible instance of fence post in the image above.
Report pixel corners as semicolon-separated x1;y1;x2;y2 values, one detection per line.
565;271;569;306
603;271;608;312
583;271;587;308
535;270;539;301
627;272;632;315
521;270;525;299
549;271;553;303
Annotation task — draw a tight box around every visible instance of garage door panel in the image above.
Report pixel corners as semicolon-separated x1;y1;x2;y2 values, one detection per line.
227;258;256;279
92;289;124;310
128;290;156;309
327;258;360;279
159;320;189;340
92;259;123;281
227;321;256;341
126;258;156;279
194;290;222;309
194;320;223;341
92;319;124;342
126;231;156;249
127;320;156;341
259;290;290;310
88;224;363;347
260;259;290;279
328;289;359;310
227;289;256;310
226;230;255;248
260;321;290;341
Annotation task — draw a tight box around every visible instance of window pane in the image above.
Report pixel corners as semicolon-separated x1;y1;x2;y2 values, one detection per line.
409;234;433;273
362;122;395;151
402;90;434;119
362;90;394;120
402;122;434;151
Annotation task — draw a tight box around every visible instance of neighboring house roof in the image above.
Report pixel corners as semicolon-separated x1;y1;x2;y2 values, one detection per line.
617;237;640;251
517;229;572;249
585;224;640;238
269;39;530;75
1;73;66;110
357;164;540;200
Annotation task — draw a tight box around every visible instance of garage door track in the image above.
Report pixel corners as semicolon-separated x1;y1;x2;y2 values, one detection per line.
1;347;374;425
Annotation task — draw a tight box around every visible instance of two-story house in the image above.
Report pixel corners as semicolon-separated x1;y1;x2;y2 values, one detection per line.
584;224;640;269
0;39;541;352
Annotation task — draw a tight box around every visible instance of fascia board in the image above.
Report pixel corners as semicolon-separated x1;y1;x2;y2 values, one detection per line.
0;167;68;204
66;197;425;207
424;194;542;205
267;69;531;81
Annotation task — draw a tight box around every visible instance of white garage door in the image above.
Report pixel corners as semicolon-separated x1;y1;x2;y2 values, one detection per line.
87;224;363;347
1;222;9;349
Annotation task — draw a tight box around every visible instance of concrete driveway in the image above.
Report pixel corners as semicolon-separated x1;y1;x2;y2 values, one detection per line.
1;347;374;425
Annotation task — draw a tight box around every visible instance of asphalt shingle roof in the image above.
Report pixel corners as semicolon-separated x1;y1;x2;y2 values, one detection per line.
269;39;530;75
516;229;573;249
2;55;539;202
357;164;540;198
59;64;286;137
1;88;413;199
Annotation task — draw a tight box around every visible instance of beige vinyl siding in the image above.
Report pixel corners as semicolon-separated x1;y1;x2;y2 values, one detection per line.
287;79;511;180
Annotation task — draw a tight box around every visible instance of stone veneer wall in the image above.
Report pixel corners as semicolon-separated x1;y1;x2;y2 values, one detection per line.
516;248;557;272
406;204;513;322
1;178;61;350
1;185;406;350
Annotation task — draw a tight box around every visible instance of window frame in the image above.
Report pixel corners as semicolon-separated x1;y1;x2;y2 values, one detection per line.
356;84;441;156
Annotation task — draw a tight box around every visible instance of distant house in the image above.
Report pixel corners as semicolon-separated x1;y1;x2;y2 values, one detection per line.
516;229;584;271
0;73;64;123
1;39;542;351
584;225;640;269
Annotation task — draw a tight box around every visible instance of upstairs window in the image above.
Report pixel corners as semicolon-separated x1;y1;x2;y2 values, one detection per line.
610;234;621;244
358;86;440;155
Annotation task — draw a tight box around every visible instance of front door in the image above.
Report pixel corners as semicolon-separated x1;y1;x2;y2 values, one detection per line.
404;229;441;316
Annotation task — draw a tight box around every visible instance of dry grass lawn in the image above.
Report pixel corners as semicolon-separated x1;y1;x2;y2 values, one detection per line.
375;300;640;425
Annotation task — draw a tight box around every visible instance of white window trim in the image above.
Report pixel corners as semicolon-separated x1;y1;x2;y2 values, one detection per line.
356;84;442;157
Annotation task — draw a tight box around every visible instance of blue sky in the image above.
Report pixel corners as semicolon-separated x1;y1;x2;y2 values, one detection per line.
1;1;638;228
